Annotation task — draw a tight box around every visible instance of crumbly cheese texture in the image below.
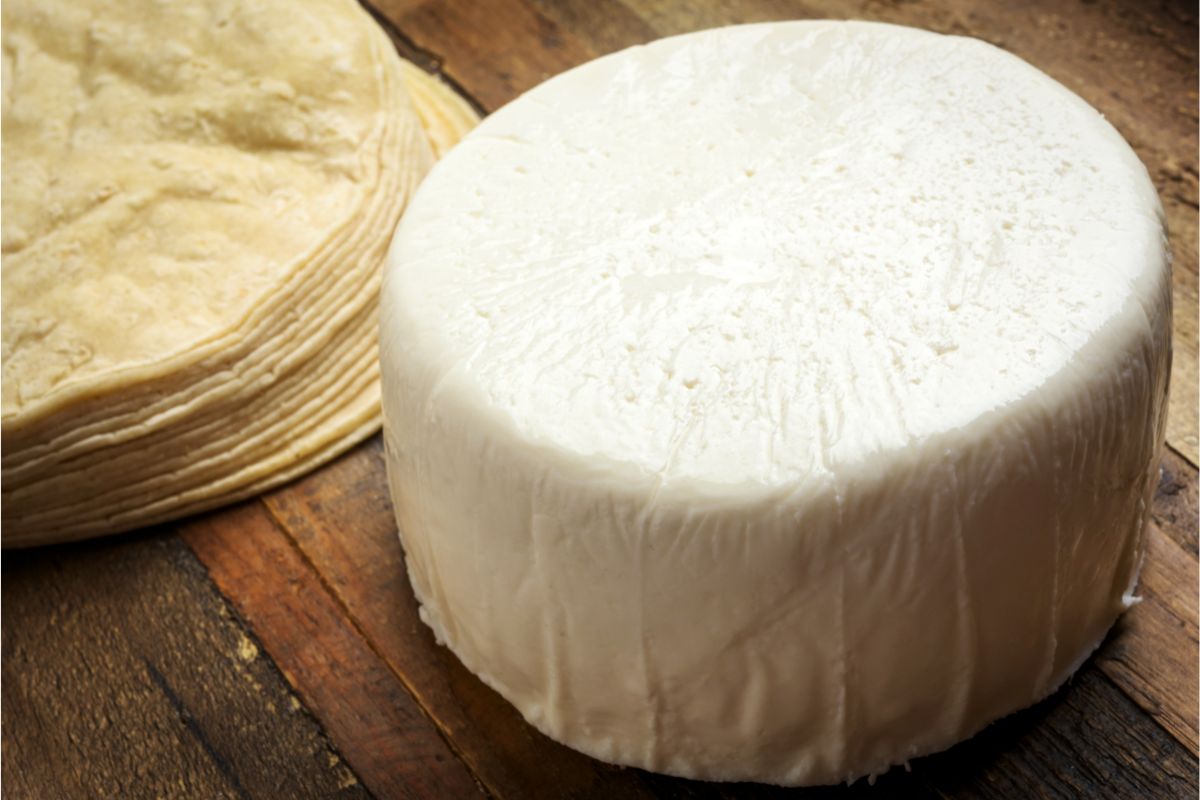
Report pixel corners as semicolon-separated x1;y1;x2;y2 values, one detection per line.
380;22;1171;786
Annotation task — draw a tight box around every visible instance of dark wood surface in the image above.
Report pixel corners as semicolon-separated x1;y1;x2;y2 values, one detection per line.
3;0;1197;797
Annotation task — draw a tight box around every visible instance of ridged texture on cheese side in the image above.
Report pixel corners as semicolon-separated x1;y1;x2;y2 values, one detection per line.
380;21;1171;786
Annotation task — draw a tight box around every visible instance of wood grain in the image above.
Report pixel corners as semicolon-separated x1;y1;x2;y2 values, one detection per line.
1093;449;1200;755
373;0;597;111
179;504;485;800
1096;524;1199;755
913;669;1197;800
1155;446;1200;555
1;535;368;799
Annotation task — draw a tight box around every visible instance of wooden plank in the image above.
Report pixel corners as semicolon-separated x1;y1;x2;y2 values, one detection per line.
371;0;599;111
178;503;485;800
1155;446;1200;555
527;0;658;54
360;3;486;117
1092;445;1200;754
1096;524;1199;755
1;535;369;799
914;669;1197;800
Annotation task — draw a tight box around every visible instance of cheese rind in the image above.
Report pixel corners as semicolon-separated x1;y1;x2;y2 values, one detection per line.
380;21;1170;785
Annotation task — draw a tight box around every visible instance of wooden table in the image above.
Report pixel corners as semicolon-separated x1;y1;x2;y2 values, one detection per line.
3;0;1197;797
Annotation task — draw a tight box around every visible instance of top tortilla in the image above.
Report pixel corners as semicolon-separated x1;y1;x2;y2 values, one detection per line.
1;0;431;423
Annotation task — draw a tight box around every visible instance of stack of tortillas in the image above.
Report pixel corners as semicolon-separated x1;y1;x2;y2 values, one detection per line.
1;0;479;546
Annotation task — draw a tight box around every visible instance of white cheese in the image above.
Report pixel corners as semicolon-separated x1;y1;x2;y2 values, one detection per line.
379;21;1171;786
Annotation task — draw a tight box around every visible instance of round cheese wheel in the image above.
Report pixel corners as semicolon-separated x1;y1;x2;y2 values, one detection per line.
380;21;1170;786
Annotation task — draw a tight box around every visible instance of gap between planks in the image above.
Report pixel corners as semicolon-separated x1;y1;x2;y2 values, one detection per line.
179;504;493;800
362;1;488;117
1170;441;1199;475
256;499;501;799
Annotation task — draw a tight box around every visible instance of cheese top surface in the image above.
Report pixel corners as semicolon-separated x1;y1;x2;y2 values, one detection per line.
389;21;1164;488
